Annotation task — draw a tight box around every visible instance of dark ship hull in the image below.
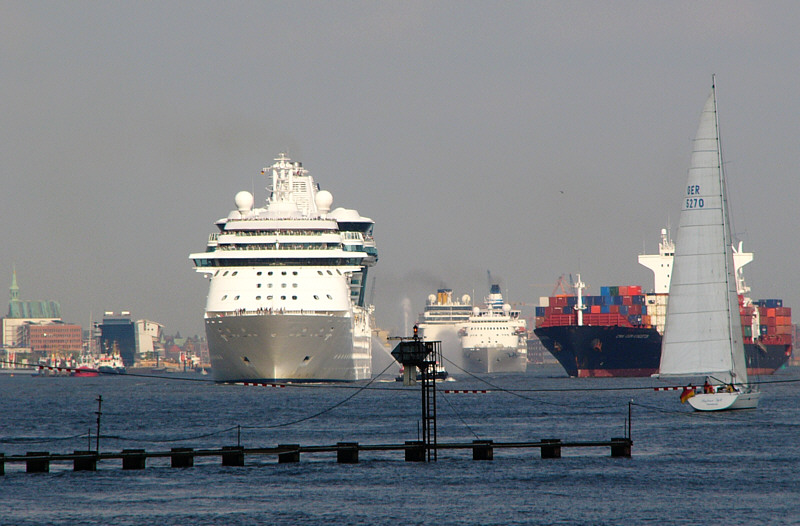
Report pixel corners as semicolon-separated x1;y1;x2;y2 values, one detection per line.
534;325;791;378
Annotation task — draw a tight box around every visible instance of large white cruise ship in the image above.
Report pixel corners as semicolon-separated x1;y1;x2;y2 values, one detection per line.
189;153;378;382
460;284;528;373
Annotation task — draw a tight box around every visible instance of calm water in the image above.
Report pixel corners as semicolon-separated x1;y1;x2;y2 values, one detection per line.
1;365;799;525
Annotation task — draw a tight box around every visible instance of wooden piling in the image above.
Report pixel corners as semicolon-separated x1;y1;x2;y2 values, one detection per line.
121;449;146;470
73;451;97;471
278;444;300;463
541;439;562;459
26;452;49;473
170;447;194;468
336;442;359;464
404;440;425;462
610;437;632;458
221;446;245;466
472;440;493;461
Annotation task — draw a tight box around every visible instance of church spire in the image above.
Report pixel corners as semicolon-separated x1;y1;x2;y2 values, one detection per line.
10;266;20;302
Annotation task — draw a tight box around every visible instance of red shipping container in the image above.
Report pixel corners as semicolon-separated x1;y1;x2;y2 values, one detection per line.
624;296;633;306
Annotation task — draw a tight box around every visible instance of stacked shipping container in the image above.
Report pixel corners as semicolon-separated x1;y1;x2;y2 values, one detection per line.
535;285;649;329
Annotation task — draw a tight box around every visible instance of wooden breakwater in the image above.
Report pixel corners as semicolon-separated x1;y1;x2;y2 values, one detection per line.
1;437;632;473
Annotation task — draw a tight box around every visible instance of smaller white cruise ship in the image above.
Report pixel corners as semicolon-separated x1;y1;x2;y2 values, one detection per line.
416;289;472;370
460;285;528;373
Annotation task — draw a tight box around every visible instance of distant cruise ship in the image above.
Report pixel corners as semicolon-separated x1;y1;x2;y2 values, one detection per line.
460;285;528;373
416;289;472;369
189;153;378;382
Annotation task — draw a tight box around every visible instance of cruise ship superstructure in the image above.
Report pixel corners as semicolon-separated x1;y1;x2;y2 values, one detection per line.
189;154;377;382
460;285;528;373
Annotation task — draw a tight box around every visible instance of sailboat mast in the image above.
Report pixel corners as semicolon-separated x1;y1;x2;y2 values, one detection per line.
713;77;747;384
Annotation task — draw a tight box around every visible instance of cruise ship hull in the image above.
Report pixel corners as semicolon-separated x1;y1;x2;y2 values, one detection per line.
205;313;371;382
534;325;791;378
462;346;527;374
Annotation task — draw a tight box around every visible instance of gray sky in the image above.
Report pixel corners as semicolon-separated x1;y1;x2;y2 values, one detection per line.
3;2;799;338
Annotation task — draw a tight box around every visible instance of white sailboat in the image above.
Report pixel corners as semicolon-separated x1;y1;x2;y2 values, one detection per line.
658;78;760;411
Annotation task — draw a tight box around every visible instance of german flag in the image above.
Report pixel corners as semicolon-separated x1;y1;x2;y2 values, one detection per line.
680;386;696;403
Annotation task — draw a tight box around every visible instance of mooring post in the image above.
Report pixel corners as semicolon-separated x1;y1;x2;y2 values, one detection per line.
95;395;102;453
472;440;494;461
170;447;194;468
277;444;300;463
336;442;359;464
121;449;146;470
221;446;245;467
404;440;425;462
73;450;97;471
628;400;632;441
541;439;562;459
610;437;632;458
26;452;50;473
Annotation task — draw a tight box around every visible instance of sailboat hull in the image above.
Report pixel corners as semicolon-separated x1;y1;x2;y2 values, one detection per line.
688;390;760;411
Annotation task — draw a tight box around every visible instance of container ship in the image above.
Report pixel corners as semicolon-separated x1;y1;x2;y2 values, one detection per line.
533;229;793;377
189;153;377;382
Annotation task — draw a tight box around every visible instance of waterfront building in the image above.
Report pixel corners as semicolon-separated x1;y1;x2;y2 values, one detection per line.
97;311;136;366
2;269;63;348
135;319;164;361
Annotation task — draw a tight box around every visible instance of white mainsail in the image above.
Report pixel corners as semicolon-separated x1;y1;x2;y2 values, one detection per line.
658;80;748;387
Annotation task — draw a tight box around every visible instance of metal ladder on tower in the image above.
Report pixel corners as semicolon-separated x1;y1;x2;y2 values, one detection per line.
420;340;440;461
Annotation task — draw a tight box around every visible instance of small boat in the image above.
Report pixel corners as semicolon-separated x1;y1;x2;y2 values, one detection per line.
658;78;759;411
97;353;126;375
395;364;449;382
72;356;99;377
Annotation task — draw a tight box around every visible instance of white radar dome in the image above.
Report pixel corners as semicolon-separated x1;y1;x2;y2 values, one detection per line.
503;304;512;314
461;294;471;304
428;294;436;304
329;207;361;221
234;191;254;213
315;190;333;214
472;306;480;316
